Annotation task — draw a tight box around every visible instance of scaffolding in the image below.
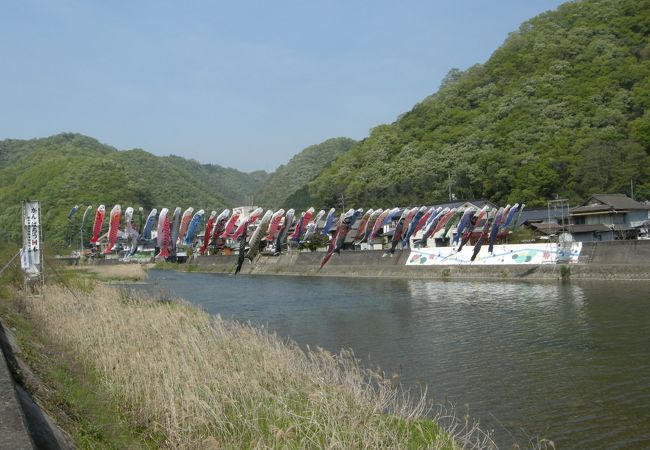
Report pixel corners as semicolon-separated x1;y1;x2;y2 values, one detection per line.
547;199;575;264
547;198;571;239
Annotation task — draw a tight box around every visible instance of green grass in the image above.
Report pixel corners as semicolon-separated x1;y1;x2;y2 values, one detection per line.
559;264;571;280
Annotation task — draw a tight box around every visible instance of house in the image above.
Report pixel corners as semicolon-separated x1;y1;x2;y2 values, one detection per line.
519;206;570;239
570;194;650;242
429;199;498;212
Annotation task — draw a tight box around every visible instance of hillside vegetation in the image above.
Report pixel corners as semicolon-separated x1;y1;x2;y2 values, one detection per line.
309;0;650;208
254;137;355;208
0;134;267;246
4;0;650;246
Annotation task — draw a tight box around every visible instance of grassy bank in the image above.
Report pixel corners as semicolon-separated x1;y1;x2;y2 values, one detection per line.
0;257;495;448
64;263;150;282
4;268;494;449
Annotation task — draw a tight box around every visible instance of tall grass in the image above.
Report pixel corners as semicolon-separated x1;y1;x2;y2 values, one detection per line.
26;285;493;449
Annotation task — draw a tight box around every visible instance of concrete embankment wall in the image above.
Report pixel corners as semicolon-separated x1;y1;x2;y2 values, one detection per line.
0;321;35;449
580;240;650;264
192;241;650;281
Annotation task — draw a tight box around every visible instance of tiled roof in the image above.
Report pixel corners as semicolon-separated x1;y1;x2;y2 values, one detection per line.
519;207;570;224
431;199;498;210
570;224;613;233
572;194;650;214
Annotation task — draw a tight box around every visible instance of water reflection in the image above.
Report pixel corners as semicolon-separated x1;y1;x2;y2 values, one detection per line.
406;279;585;310
132;271;650;448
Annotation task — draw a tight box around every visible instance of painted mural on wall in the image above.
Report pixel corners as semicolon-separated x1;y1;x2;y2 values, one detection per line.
406;243;582;266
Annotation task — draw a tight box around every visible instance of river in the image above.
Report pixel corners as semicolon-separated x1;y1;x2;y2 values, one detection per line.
131;270;650;448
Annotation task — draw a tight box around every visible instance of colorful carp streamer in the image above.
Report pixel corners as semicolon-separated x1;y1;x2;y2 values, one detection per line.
220;210;241;239
302;209;325;242
264;209;285;242
355;209;382;244
80;205;93;234
289;207;315;242
177;207;194;244
123;207;139;259
457;206;489;251
71;196;530;263
510;204;526;231
471;212;495;262
402;206;427;247
104;205;121;253
501;203;520;230
90;205;105;244
414;208;442;247
320;208;336;235
141;208;158;240
351;209;372;243
67;205;79;221
441;208;463;240
169;207;182;256
156;208;171;258
183;209;205;245
210;209;230;243
234;220;249;275
488;205;509;254
248;207;264;223
368;209;389;242
368;207;398;243
199;210;218;255
246;210;273;260
231;216;252;241
453;208;475;245
231;208;264;242
274;209;295;254
320;209;362;269
414;207;436;234
386;208;411;255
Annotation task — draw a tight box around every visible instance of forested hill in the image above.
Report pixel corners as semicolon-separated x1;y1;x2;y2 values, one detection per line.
0;133;268;246
254;137;356;209
308;0;650;209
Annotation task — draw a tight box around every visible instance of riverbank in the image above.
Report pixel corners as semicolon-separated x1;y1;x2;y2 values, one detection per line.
0;265;155;448
0;268;491;449
186;241;650;281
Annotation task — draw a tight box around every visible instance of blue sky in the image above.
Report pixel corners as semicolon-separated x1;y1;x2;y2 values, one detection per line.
1;0;566;172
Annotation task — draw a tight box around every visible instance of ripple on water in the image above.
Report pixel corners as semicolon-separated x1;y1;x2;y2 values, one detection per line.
132;271;650;448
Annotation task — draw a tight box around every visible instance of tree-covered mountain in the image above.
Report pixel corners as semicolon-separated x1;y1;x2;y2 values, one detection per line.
162;155;269;206
309;0;650;209
0;133;268;246
254;137;356;209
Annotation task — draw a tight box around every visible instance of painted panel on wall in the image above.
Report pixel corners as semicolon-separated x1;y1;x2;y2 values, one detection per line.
406;243;582;266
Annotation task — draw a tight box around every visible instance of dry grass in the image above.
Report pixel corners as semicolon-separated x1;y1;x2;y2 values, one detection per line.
69;263;149;282
26;285;494;449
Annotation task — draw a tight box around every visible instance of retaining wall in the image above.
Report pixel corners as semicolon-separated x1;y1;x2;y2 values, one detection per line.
192;240;650;281
580;240;650;264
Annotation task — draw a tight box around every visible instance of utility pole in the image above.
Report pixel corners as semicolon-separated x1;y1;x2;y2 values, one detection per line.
448;170;452;201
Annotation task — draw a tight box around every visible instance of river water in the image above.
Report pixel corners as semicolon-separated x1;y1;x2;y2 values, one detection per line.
133;270;650;448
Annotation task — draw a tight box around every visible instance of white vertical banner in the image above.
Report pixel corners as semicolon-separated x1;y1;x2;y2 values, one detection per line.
22;201;42;274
